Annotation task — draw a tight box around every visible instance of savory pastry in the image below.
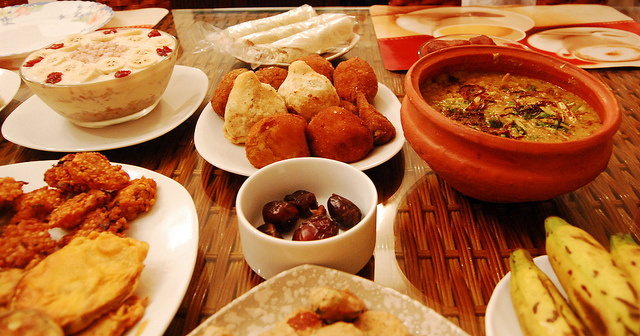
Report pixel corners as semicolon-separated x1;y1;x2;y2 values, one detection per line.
223;71;288;144
245;113;310;169
355;91;396;146
309;287;367;321
307;107;373;163
354;311;411;336
255;66;289;90
278;60;340;122
0;309;64;336
296;54;335;82
333;57;378;104
0;269;24;307
211;68;249;118
74;296;148;336
10;232;148;335
43;152;131;194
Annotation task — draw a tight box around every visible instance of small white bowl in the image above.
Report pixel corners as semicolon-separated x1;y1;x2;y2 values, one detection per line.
236;157;378;279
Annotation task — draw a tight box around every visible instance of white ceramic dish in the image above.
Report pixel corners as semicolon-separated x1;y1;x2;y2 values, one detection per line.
2;65;208;152
0;69;20;112
194;82;404;176
0;1;113;69
485;255;564;336
0;160;199;336
186;264;470;336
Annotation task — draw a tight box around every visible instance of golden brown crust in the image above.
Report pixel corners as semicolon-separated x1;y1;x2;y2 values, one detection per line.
43;152;130;194
210;68;250;118
255;66;289;90
307;107;373;163
296;54;335;82
355;91;396;146
0;309;64;336
245;113;310;169
333;57;378;104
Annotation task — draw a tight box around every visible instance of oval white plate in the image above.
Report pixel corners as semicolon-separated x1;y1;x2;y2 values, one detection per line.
187;264;470;336
0;160;199;336
0;1;113;59
194;82;404;176
0;69;20;112
2;65;208;152
485;255;566;336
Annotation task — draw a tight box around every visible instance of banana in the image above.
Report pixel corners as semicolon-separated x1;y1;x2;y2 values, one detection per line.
125;54;157;69
610;234;640;295
96;57;125;74
64;33;89;45
38;52;67;67
509;249;590;336
545;216;640;336
67;64;102;83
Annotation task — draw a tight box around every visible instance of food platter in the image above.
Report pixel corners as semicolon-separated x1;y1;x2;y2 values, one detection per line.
194;82;404;176
0;160;199;336
0;69;20;112
2;65;208;152
186;264;470;336
485;255;562;336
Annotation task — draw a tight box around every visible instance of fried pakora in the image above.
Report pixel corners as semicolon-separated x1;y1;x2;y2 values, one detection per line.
211;68;249;118
307;107;373;163
355;91;396;146
0;219;57;269
296;54;335;82
245;113;310;169
57;208;129;247
10;187;63;224
47;189;110;230
255;66;289;90
333;57;378;104
108;177;157;221
0;177;25;209
44;152;130;193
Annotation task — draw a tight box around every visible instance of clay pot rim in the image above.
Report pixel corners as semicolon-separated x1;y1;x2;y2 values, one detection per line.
404;45;621;154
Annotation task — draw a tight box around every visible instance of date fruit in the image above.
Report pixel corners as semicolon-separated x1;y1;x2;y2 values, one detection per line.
284;190;318;217
327;194;362;229
262;200;299;232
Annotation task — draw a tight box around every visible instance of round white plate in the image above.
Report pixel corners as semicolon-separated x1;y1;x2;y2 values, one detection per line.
2;65;208;152
187;264;469;336
194;82;404;176
0;160;199;336
0;1;113;67
485;255;566;336
0;69;20;112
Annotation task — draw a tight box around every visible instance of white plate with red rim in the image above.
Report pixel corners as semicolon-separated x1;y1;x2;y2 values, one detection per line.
0;159;199;336
2;65;208;152
194;82;405;176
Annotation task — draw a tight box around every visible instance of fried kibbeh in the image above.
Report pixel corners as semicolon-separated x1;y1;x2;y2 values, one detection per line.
255;66;289;90
355;91;396;146
245;113;310;169
211;68;249;118
307;107;373;163
333;57;378;104
278;60;340;122
224;71;288;144
10;232;148;335
75;296;148;336
0;309;64;336
296;54;335;82
44;152;130;194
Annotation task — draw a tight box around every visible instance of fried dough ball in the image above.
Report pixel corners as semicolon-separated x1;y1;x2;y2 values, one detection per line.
10;187;64;224
278;60;340;122
309;287;367;322
355;91;396;146
245;113;310;169
296;54;335;82
307;107;373;163
210;68;249;118
47;189;110;230
333;57;378;104
0;177;25;208
43;152;130;194
108;177;158;221
353;311;411;336
255;66;289;90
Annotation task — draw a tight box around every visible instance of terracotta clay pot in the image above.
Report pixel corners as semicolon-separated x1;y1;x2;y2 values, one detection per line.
401;46;621;203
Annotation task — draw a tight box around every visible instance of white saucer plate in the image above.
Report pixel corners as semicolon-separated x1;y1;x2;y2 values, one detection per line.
0;160;199;336
194;82;404;176
2;65;208;152
485;255;565;336
0;69;20;112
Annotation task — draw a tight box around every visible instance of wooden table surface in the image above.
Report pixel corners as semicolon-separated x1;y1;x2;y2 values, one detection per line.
2;5;640;336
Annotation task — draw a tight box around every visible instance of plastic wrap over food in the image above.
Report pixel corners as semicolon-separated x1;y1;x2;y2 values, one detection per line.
237;13;346;46
225;4;317;40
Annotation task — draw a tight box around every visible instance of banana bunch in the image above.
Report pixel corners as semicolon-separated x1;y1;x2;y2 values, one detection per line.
610;233;640;295
509;248;590;336
544;216;640;336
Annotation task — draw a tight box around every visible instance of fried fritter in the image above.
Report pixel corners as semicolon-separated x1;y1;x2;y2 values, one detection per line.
245;113;310;169
44;152;130;194
0;268;24;307
255;66;289;90
74;296;148;336
57;208;129;247
47;189;110;230
211;68;249;118
108;177;157;221
0;177;25;208
355;91;396;146
0;219;57;269
296;54;335;82
10;187;63;224
333;57;378;104
11;232;149;335
307;107;373;163
0;309;64;336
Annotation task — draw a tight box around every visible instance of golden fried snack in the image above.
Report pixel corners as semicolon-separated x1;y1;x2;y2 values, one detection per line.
75;296;148;336
223;71;288;144
10;187;63;224
211;68;249;118
255;66;289;90
47;189;110;230
245;113;310;169
339;99;358;115
355;91;396;146
11;232;148;335
308;287;366;321
0;309;64;336
108;177;158;221
278;60;340;122
0;269;24;307
296;54;335;82
44;152;130;194
353;311;411;336
57;208;129;247
333;57;378;104
307;107;373;163
0;177;25;208
0;219;57;269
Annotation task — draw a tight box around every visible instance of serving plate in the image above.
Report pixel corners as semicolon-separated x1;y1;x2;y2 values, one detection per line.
2;65;208;152
0;69;20;112
0;160;199;336
187;264;470;336
485;255;563;336
194;82;404;176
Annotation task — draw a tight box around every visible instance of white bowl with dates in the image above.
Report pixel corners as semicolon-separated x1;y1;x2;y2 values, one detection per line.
19;28;178;128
